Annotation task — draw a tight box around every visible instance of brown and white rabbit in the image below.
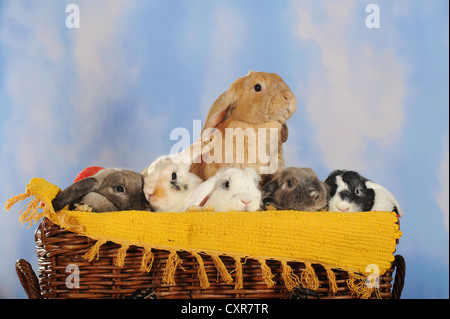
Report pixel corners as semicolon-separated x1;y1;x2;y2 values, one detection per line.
52;168;151;212
184;167;262;212
190;71;297;183
141;140;209;212
261;167;329;211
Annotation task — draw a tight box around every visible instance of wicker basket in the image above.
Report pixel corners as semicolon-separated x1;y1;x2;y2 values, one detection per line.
15;217;405;299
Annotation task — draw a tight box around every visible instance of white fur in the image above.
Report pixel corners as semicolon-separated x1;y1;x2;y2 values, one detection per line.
142;140;207;212
328;198;360;213
185;168;262;212
335;175;348;192
328;176;359;212
365;181;405;217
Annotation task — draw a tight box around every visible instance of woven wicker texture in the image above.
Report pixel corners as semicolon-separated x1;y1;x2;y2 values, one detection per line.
6;177;403;298
19;218;400;299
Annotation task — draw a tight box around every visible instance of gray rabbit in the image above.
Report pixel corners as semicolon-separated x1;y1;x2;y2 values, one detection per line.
261;167;330;211
52;168;151;212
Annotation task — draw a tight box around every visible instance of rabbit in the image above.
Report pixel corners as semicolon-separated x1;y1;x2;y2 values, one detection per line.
141;140;209;212
52;168;151;212
324;170;405;217
261;167;330;211
189;71;297;184
184;167;262;212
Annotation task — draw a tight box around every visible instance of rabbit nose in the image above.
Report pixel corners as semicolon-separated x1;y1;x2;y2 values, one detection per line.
337;205;349;212
240;193;253;205
147;193;154;200
309;191;319;201
283;89;294;100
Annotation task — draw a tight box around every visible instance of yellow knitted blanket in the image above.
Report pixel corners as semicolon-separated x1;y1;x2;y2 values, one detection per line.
5;177;402;298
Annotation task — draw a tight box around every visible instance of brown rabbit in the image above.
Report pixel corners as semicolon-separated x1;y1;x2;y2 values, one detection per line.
261;167;329;211
190;71;297;182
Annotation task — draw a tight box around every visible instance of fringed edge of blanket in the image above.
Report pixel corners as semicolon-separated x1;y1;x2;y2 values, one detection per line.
4;179;60;228
81;238;383;298
5;182;387;299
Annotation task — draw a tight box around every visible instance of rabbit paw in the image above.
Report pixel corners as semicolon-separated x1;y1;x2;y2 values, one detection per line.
186;205;202;212
265;204;278;211
73;203;93;212
202;204;216;212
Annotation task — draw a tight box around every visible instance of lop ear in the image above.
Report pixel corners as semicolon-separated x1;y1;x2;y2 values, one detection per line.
52;177;99;211
261;178;279;195
281;122;289;143
202;88;237;134
171;137;211;166
322;182;331;201
184;175;218;210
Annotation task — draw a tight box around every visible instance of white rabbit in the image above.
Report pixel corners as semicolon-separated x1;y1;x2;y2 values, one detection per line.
142;139;208;212
185;167;262;212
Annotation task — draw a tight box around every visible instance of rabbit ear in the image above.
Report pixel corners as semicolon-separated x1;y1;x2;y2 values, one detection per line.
171;137;211;165
281;122;289;143
322;182;331;201
261;178;279;199
52;177;99;211
190;137;213;164
201;89;237;134
184;175;218;210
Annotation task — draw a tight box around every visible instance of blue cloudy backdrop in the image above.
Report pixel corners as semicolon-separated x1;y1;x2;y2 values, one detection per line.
0;0;448;298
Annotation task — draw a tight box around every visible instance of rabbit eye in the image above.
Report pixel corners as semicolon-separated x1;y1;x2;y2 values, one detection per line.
286;180;294;188
254;84;262;92
223;181;230;189
115;185;125;193
172;172;177;181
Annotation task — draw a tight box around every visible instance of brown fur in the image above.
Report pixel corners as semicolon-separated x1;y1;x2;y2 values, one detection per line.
151;178;168;207
261;167;330;212
190;71;297;181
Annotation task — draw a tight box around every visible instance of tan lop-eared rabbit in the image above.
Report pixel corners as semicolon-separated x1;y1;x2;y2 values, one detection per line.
190;71;297;182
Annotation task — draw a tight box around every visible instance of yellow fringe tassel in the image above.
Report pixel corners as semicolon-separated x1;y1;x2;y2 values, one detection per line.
140;248;154;273
5;178;61;227
258;259;276;288
115;245;129;268
163;250;183;285
301;262;320;290
19;199;44;228
191;252;210;289
325;267;338;293
281;261;301;291
234;257;243;289
5;193;45;228
84;239;107;262
5;192;30;212
211;255;233;283
347;273;379;299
